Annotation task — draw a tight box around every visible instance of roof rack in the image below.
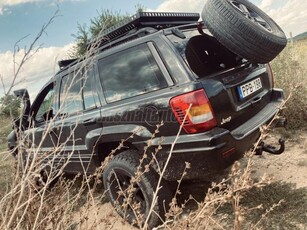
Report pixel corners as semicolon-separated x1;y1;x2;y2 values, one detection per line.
87;12;200;49
58;58;78;69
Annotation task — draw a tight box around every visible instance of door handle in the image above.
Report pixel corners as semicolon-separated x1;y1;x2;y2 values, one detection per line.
82;118;97;126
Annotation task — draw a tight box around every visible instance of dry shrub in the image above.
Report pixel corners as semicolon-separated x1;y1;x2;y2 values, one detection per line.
0;150;283;230
271;39;307;130
0;108;288;230
0;123;139;230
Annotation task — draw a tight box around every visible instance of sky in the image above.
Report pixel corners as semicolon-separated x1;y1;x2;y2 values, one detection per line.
0;0;306;100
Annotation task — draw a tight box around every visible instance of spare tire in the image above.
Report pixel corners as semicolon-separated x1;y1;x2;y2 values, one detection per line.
202;0;287;63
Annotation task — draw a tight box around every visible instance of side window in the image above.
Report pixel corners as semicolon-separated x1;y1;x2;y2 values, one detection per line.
98;43;168;103
35;87;54;121
59;71;83;115
83;65;100;109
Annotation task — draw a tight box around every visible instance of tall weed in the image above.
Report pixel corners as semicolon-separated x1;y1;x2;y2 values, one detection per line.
271;39;307;130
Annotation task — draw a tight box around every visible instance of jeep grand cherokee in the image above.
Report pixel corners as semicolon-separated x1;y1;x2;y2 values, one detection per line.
8;3;287;228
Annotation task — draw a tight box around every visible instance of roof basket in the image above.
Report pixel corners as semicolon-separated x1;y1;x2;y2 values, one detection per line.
58;58;78;69
87;12;200;49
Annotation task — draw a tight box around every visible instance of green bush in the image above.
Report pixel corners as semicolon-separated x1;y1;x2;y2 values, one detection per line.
271;39;307;130
72;5;146;57
0;95;21;118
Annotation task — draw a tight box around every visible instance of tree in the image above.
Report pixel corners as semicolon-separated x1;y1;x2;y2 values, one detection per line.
72;5;146;57
0;94;21;118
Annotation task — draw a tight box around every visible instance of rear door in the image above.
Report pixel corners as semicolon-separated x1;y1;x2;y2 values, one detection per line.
96;42;174;134
55;65;102;174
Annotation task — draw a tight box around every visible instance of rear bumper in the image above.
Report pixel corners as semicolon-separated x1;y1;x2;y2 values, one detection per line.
152;127;257;181
146;89;284;181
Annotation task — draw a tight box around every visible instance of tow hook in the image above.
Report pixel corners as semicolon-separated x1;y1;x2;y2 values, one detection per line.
256;138;285;155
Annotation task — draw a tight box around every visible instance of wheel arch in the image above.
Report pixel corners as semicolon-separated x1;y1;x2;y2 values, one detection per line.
85;125;152;166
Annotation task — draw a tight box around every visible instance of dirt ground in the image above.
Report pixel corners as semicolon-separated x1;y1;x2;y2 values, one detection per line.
1;130;306;229
251;131;307;188
81;130;307;229
239;131;307;229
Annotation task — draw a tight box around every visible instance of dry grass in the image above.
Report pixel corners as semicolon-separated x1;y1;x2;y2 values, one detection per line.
0;116;13;148
0;116;15;197
240;182;307;229
0;108;293;230
271;39;307;130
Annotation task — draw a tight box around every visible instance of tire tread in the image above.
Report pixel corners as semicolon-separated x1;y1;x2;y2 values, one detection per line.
202;0;287;63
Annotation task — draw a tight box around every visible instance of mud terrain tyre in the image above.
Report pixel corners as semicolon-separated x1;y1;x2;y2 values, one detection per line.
202;0;287;63
103;150;171;229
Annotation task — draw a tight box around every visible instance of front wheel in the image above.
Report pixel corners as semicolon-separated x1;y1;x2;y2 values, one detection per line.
103;150;171;229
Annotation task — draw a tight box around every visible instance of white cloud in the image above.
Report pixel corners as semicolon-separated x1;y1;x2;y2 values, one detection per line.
155;0;307;37
156;0;205;12
0;0;41;5
0;0;82;15
0;43;74;100
257;0;307;37
259;0;275;10
0;0;42;15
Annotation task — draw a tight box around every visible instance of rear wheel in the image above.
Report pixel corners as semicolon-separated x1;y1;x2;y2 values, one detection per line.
202;0;287;63
103;150;171;229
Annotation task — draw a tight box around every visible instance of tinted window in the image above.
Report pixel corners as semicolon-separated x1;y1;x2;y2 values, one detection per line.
98;44;168;103
59;71;83;115
83;66;100;109
35;87;54;121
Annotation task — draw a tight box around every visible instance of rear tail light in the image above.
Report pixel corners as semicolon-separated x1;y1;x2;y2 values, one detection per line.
268;63;274;88
170;89;217;134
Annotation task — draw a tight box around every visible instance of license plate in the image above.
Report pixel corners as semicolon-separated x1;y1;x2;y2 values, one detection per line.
237;78;262;100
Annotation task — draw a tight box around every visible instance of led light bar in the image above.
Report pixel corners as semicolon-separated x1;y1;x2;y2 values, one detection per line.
88;12;200;49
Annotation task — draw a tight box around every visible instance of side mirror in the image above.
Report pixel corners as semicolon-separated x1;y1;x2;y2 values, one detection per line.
14;89;31;116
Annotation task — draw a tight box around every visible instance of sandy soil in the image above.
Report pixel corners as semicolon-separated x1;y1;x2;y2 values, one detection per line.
2;130;305;229
1;130;301;229
83;131;307;229
252;131;307;188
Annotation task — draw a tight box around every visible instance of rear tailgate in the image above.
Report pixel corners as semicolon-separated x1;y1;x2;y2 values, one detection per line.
201;63;275;132
166;26;281;134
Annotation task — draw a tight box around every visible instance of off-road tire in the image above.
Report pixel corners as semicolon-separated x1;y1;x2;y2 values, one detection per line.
202;0;287;63
103;150;171;229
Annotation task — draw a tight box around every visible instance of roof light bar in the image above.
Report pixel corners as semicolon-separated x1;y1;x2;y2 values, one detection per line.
87;12;200;49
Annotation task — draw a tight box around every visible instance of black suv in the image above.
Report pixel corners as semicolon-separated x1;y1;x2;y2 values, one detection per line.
8;1;287;228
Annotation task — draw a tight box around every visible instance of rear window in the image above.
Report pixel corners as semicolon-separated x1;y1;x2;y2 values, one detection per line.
167;29;244;77
98;44;168;103
59;72;83;115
